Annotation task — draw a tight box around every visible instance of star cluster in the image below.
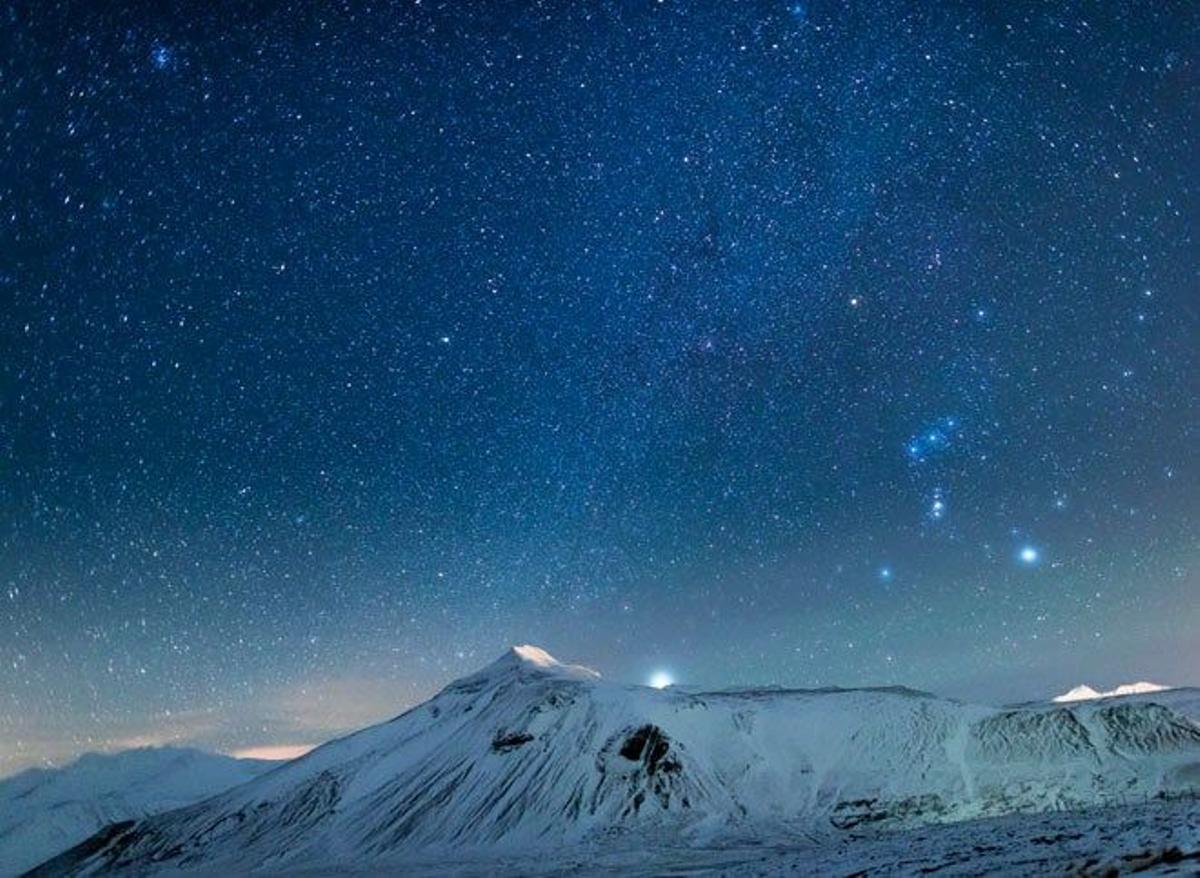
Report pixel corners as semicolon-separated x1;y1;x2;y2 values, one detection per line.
0;0;1196;773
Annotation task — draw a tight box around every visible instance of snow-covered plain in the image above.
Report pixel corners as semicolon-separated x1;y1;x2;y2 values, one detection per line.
281;797;1200;876
0;747;271;877
25;647;1200;876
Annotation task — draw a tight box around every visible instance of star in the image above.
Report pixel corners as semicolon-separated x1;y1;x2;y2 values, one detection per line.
928;490;947;522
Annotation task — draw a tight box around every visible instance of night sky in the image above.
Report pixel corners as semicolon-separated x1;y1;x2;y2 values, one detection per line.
2;1;1197;774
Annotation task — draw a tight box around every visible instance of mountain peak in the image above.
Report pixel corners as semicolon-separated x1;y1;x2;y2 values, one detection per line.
1052;681;1170;703
447;645;601;693
1055;685;1102;702
506;644;562;668
498;644;601;680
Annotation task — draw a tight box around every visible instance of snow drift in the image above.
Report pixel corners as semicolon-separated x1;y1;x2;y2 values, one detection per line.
31;647;1200;875
0;747;271;877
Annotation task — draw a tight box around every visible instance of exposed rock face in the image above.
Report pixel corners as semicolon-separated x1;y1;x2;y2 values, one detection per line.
491;732;535;753
600;724;690;817
618;725;676;772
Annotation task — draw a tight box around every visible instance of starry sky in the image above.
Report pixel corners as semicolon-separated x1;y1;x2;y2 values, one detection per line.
1;0;1197;774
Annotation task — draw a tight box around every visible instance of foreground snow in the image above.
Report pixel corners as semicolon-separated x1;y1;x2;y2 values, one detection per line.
28;647;1200;876
279;796;1200;876
0;747;271;876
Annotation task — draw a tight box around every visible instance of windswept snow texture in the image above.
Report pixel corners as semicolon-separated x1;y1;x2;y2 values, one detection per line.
0;747;272;877
35;648;1200;876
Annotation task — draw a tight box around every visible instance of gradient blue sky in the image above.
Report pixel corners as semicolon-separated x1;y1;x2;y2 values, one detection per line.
1;0;1197;775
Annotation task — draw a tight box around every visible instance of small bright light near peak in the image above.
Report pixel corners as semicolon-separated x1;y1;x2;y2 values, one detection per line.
1018;545;1040;565
649;670;674;690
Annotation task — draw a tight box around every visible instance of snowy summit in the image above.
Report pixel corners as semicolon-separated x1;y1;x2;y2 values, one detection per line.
1052;681;1171;703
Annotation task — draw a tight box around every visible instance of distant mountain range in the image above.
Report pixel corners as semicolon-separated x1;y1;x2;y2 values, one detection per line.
1053;681;1170;702
25;646;1200;876
0;747;272;876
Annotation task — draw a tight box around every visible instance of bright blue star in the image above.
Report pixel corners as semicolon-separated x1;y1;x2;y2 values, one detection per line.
1017;545;1040;566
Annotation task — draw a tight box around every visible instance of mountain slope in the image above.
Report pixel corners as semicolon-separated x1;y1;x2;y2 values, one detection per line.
34;647;1200;875
0;747;272;877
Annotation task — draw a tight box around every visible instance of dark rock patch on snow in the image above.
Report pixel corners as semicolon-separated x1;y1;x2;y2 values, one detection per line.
491;732;534;753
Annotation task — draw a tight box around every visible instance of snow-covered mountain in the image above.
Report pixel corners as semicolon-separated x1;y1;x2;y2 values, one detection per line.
1053;681;1170;703
31;646;1200;876
0;747;272;877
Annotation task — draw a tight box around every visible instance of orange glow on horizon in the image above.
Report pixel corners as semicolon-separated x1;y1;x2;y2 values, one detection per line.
230;743;315;761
